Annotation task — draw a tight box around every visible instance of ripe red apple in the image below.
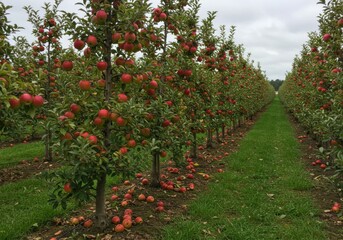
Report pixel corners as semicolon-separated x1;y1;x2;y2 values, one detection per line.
315;159;322;164
155;206;164;212
111;194;119;201
141;178;149;185
19;93;33;105
187;174;194;179
320;163;327;169
124;32;136;42
159;12;167;21
162;119;171;127
157;201;164;207
149;80;158;88
188;183;195;190
70;103;81;113
74;39;85;50
121;73;132;83
83;219;93;228
127;139;136;148
112;186;119;192
64;183;72;193
122;219;132;229
87;35;98;47
124;193;132;200
112;32;122;43
93;117;103;126
79;80;91;90
135;216;143;224
32;95;44;107
96;61;108;71
70;217;80;225
179;186;187;193
112;216;121;224
118;93;128;102
9;98;20;108
138;193;146;201
116;116;126;126
135;173;143;178
98;109;109;119
62;61;73;71
95;10;107;23
119;147;128;154
88;135;98;144
64;111;75;119
114;224;125;232
84;47;91;57
322;33;331;41
337;18;343;27
146;196;155;203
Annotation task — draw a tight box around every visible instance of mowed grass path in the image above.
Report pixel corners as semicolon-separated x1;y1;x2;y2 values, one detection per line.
161;97;327;240
0;141;44;168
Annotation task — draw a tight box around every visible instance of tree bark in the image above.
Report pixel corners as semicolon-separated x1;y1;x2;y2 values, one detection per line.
95;173;107;229
190;130;197;160
150;152;160;187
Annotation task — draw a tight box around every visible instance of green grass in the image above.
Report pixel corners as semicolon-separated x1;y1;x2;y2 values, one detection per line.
160;97;327;240
0;141;44;168
0;174;120;240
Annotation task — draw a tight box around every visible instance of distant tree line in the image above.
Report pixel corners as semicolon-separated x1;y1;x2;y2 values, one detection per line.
269;79;283;91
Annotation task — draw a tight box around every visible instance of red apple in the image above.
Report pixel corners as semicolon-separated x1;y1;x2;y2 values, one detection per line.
141;178;149;185
62;61;73;71
98;109;109;119
112;32;122;43
70;103;81;113
19;93;33;105
64;111;75;119
64;183;72;193
74;39;85;50
9;98;20;108
83;219;93;228
122;219;132;229
88;135;98;144
95;10;107;23
114;224;125;232
135;216;143;224
146;196;155;203
87;35;98;47
138;194;146;201
121;73;132;83
112;216;121;224
116;116;126;126
323;33;331;41
79;80;91;90
32;95;44;107
118;93;128;102
149;80;158;88
96;61;108;71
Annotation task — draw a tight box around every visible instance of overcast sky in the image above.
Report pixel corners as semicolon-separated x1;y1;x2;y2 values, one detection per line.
2;0;322;80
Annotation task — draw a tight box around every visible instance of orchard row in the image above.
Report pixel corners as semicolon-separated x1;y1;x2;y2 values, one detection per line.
279;1;342;179
0;0;274;228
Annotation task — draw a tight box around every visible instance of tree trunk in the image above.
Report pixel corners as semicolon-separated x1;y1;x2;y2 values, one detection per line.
95;173;107;230
206;128;215;148
151;152;160;187
216;128;221;143
221;124;225;139
190;130;197;160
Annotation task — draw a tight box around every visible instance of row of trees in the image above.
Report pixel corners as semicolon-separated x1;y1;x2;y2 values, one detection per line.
279;0;342;182
0;0;275;228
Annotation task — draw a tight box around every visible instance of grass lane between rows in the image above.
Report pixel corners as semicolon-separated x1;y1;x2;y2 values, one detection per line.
0;141;44;168
161;97;326;240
